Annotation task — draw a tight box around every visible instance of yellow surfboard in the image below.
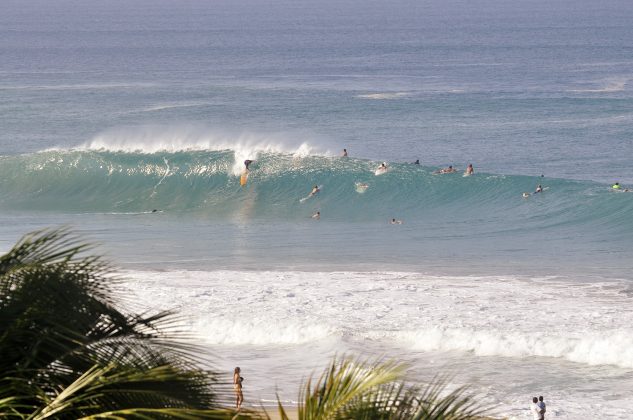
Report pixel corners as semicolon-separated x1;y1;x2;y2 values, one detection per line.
240;170;249;186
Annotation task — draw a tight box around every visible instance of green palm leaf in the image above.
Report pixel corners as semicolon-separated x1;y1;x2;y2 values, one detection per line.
0;228;236;418
273;358;490;420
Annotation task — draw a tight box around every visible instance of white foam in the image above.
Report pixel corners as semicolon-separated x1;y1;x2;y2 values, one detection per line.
77;125;329;175
142;102;210;112
569;78;628;93
193;318;332;345
356;92;411;99
119;270;633;419
390;327;633;367
0;82;155;91
120;270;633;368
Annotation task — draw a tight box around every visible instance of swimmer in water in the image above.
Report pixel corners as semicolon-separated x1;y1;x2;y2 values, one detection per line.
312;211;320;220
390;218;403;224
342;148;348;157
309;185;320;196
244;160;254;170
465;164;474;175
534;184;543;193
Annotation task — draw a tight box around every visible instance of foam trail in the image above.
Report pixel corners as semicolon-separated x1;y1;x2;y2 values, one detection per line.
356;92;411;99
569;78;628;93
150;157;170;198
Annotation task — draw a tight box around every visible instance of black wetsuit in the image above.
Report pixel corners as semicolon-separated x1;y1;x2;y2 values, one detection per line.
244;160;253;170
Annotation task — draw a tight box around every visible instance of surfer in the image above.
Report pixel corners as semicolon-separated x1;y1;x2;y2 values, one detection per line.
465;164;474;175
612;182;621;190
378;162;388;171
244;160;254;170
413;159;420;165
309;185;320;196
435;165;456;174
312;211;320;220
390;218;403;225
534;184;543;193
342;148;348;157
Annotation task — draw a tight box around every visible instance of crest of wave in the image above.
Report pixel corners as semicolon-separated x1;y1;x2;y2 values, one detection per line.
80;125;331;175
392;327;633;368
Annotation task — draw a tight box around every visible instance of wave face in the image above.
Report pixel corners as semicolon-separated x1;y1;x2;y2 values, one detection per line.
1;146;632;233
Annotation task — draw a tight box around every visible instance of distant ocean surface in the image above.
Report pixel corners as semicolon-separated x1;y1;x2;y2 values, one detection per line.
2;0;633;418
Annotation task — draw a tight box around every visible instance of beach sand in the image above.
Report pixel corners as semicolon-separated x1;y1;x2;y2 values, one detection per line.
256;408;297;420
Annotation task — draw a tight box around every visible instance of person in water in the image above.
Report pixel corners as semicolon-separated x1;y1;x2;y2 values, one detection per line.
413;159;420;165
537;396;546;420
612;182;621;189
244;160;254;170
465;164;474;175
233;367;244;410
534;184;543;193
378;162;388;171
436;165;456;174
390;218;403;224
530;397;543;420
309;185;320;196
312;211;320;220
342;148;348;157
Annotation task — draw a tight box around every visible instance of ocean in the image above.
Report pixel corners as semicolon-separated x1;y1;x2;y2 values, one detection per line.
1;0;633;417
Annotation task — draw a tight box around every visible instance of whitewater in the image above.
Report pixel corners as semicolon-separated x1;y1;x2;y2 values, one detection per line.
3;0;633;418
118;270;633;419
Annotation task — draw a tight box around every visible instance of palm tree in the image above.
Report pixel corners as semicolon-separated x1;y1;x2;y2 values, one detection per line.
1;228;489;419
0;228;245;419
271;357;490;420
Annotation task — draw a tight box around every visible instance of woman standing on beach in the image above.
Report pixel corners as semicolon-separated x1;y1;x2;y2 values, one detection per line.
233;367;244;410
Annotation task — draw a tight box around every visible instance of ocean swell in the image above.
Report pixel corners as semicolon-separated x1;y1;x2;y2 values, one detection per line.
1;139;632;232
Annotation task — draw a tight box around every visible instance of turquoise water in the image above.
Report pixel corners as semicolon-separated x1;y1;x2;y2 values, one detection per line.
1;0;632;291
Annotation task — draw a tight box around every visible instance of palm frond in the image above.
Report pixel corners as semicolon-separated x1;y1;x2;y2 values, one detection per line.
410;375;489;420
0;228;232;418
274;356;404;420
273;358;490;420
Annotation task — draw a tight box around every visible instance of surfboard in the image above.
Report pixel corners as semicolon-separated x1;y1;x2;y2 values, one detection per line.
355;182;369;193
300;185;323;203
240;170;249;186
375;167;388;176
